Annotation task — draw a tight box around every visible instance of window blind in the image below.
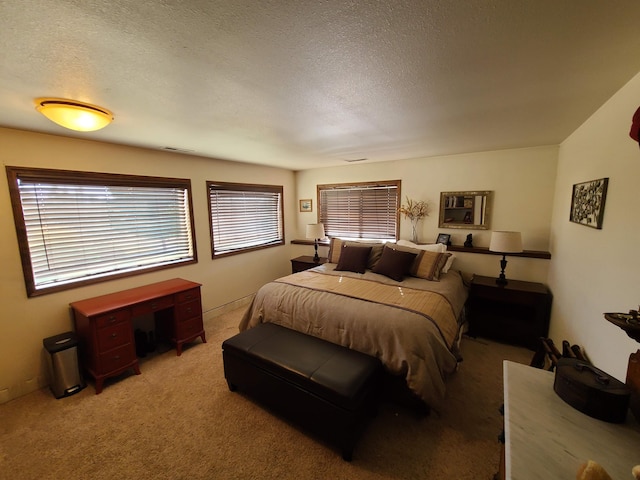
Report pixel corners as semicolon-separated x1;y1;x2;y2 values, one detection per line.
7;167;196;296
208;182;284;257
319;181;400;240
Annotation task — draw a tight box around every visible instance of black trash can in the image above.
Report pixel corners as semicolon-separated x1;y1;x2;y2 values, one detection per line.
43;332;86;398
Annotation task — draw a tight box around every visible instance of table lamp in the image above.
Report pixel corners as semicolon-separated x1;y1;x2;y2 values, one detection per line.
306;223;325;262
489;231;523;285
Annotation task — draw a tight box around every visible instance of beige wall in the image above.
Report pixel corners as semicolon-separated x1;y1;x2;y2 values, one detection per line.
548;72;640;381
0;128;296;403
294;146;558;282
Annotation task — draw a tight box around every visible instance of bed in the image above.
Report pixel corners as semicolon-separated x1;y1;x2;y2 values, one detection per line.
239;239;469;410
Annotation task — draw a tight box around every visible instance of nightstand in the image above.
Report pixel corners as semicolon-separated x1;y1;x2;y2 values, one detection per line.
291;255;327;273
466;275;552;350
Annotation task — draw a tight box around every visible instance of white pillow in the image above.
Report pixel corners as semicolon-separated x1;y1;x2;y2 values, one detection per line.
397;239;446;253
441;253;456;273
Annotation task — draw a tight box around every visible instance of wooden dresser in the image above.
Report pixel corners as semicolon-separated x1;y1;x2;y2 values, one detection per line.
70;278;206;393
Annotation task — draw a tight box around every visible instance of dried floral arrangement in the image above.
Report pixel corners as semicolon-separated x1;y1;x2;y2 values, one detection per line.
398;197;430;220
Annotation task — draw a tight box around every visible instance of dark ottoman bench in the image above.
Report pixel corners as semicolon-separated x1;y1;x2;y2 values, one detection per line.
222;322;382;461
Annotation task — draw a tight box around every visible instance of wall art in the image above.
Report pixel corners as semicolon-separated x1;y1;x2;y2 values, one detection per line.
569;177;608;229
299;199;312;212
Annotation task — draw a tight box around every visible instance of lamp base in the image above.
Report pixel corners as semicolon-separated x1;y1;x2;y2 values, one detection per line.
313;239;320;262
496;254;508;286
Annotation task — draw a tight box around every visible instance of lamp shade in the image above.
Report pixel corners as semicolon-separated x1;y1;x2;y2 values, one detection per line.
35;98;113;132
489;231;523;253
306;223;325;239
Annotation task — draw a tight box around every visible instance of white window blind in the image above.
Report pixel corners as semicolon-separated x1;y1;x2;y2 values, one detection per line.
319;181;400;240
7;167;196;296
208;182;284;257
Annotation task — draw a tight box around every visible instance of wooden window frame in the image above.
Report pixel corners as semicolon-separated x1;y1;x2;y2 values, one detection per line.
6;166;197;297
207;181;285;258
317;180;401;241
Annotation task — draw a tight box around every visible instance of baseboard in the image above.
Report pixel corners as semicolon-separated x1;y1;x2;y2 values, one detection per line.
203;294;254;326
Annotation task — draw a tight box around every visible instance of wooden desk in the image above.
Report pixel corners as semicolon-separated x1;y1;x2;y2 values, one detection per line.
70;278;206;393
502;361;640;479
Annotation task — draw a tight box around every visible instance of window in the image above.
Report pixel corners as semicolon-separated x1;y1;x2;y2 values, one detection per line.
318;180;400;240
6;167;197;297
208;181;284;257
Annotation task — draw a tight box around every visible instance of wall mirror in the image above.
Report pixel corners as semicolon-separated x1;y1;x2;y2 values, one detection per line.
438;191;492;230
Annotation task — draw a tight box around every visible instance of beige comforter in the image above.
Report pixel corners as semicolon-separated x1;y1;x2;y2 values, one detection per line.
239;264;468;408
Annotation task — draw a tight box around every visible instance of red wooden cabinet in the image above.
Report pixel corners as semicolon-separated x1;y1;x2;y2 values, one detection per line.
70;278;206;393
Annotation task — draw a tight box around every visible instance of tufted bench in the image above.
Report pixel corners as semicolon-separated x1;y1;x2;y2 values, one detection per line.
222;322;382;461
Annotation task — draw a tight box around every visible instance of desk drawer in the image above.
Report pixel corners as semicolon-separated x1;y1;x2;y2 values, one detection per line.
176;288;200;304
176;316;203;338
131;296;173;317
97;322;133;351
98;344;136;373
175;298;201;321
95;309;131;329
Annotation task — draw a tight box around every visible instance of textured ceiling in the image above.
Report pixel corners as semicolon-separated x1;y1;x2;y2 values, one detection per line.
1;0;640;170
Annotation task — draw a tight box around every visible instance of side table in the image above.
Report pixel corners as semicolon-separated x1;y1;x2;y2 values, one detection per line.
291;255;327;273
467;275;552;350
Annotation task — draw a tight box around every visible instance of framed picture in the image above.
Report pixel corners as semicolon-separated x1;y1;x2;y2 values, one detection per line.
436;233;451;245
299;199;312;212
569;177;609;229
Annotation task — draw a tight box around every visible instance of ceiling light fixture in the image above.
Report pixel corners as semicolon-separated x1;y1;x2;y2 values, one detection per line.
35;98;114;132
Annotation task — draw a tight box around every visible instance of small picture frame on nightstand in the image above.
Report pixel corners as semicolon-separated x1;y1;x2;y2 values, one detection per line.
436;233;451;245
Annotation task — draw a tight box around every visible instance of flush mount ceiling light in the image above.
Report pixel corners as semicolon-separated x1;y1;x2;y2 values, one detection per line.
35;98;114;132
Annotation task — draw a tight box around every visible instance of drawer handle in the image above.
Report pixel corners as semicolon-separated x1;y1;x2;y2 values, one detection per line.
185;307;192;314
185;294;192;299
108;316;116;322
110;333;118;338
151;302;158;309
113;355;120;360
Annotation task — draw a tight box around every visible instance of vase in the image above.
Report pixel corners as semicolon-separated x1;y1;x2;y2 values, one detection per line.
411;219;419;243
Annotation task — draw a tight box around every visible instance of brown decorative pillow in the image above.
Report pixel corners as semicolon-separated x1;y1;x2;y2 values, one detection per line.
334;245;372;274
364;243;385;269
372;246;417;281
328;238;385;269
412;251;451;281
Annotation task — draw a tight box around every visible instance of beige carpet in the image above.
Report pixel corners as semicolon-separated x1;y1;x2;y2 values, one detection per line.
0;306;532;480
